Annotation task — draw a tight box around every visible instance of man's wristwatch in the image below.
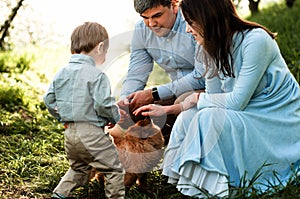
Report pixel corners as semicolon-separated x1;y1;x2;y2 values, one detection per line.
152;87;160;101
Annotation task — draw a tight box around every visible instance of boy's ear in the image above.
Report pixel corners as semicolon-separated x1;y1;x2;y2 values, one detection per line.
97;42;105;55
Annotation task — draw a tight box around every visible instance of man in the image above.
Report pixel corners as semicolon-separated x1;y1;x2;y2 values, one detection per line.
115;0;205;143
107;0;205;193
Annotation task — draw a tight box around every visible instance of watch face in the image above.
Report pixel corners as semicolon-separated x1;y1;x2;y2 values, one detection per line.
152;87;160;101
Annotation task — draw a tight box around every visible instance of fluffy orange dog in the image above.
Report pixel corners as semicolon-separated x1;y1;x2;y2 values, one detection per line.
91;118;164;190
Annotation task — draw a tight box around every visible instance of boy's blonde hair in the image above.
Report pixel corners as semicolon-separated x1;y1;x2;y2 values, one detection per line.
70;22;109;54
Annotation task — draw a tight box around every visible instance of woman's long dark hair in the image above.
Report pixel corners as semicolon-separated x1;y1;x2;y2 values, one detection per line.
180;0;276;78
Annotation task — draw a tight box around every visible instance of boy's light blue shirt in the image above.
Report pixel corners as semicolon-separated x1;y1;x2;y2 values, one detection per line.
44;54;120;127
121;10;205;100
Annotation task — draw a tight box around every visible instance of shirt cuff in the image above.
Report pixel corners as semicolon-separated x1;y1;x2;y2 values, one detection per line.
157;85;174;100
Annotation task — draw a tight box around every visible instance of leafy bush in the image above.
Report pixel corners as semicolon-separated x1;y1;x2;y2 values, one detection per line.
0;51;33;74
0;82;28;109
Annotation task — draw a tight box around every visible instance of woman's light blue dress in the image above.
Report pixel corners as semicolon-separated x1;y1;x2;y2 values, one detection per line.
162;28;300;198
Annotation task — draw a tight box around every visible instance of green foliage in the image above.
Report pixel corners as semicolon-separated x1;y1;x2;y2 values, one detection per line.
0;1;300;198
0;51;33;74
0;49;67;198
247;0;300;82
0;85;26;112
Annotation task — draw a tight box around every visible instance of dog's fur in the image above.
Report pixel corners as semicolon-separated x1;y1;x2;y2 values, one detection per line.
91;118;164;189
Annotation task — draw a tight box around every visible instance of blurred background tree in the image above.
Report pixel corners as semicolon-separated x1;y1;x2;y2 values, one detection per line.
0;0;64;51
0;0;24;50
1;0;297;51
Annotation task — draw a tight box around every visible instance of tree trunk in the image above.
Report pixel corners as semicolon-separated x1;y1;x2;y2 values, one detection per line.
249;0;260;15
286;0;295;7
0;0;25;50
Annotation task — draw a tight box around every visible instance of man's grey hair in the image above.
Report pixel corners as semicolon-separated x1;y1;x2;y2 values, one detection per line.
134;0;172;14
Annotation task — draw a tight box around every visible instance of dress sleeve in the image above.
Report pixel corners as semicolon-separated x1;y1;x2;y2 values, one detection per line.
197;30;275;110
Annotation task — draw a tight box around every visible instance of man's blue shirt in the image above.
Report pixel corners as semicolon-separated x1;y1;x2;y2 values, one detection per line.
121;10;205;100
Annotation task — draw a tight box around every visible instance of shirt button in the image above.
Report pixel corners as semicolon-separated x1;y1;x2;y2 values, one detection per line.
169;56;172;59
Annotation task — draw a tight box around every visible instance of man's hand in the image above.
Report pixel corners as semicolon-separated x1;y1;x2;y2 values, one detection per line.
127;89;154;111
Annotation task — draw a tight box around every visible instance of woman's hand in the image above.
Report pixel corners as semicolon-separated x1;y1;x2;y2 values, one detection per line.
180;92;200;111
133;103;183;117
133;104;166;117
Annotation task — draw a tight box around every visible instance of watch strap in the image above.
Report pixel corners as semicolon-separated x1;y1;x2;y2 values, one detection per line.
152;87;160;101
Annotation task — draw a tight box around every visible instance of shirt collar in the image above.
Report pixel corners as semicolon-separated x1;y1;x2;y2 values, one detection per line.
69;54;95;66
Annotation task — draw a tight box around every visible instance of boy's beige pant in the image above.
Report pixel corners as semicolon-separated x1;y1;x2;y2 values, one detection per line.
53;123;125;199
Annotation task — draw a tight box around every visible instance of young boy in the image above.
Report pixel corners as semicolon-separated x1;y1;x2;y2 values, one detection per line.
44;22;125;199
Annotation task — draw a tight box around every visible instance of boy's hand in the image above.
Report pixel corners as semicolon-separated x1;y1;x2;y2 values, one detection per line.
117;98;130;110
106;122;115;129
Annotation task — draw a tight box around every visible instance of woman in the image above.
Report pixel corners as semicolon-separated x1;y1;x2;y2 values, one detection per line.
133;0;300;197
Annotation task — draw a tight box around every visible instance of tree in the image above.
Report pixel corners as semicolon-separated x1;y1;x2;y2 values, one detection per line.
249;0;261;14
0;0;25;50
286;0;296;7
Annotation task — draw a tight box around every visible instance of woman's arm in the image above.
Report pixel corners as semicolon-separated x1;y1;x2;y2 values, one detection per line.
198;29;275;110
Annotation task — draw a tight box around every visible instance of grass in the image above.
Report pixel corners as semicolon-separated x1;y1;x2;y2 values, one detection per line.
0;1;300;198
